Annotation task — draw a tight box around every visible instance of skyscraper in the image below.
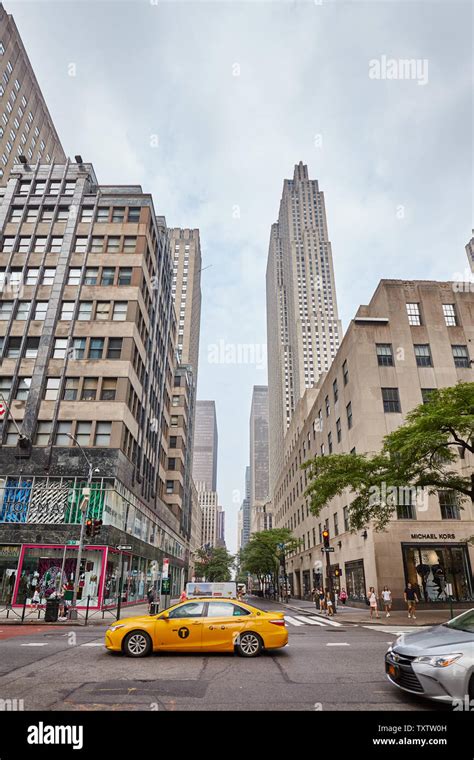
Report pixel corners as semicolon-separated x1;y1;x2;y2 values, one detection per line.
266;162;342;494
241;465;251;548
192;400;218;491
0;4;65;184
249;385;269;533
169;228;202;377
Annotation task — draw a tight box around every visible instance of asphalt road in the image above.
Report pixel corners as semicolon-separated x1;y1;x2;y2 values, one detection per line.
0;604;448;712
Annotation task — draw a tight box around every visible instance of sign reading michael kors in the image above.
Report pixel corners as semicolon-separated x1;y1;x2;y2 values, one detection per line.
410;533;456;540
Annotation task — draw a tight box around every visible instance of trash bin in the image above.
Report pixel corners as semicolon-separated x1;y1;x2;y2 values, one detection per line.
45;598;60;622
149;601;160;615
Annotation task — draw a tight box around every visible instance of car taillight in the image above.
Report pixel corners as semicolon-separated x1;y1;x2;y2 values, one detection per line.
269;619;286;626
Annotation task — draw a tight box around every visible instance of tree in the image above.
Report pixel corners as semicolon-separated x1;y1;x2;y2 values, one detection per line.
240;528;300;594
194;546;235;582
304;382;474;531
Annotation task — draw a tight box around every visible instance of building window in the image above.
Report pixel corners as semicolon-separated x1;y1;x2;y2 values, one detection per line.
112;207;125;222
33;301;48;320
75;421;92;446
15;376;31;400
343;506;349;532
15;300;31;320
72;338;86;359
127;207;140;222
333;512;339;536
88;338;104;359
9;206;23;222
101;378;117;400
24;337;40;358
74;237;88;253
382;387;401;413
166;480;174;494
325;395;330;416
54;421;72;445
25;207;38;222
101;267;115;286
96;207;109;222
406;302;421;326
35;421;52;445
44;377;60;400
84;268;98;285
95;302;110;321
56;207;70;221
26;267;40;285
328;431;333;454
40;206;54;222
81;377;98;401
452;345;470;368
80;207;94;222
421;388;436;404
106;236;120;253
123;236;137;252
112;301;127;321
376;343;393;366
77;301;92;322
396;490;416;520
439;490;460;520
1;236;14;252
442;304;457;327
333;378;338;403
67;268;82;285
0;300;13;319
50;237;63;253
94;421;111;446
107;338;122;359
64;181;75;196
346;401;353;430
62;377;79;400
90;237;104;253
53;338;68;359
33;181;46;195
342;359;348;385
42;268;56;285
60;301;75;320
5;421;19;446
414;344;432;367
336;417;341;443
18;236;31;253
118;267;132;285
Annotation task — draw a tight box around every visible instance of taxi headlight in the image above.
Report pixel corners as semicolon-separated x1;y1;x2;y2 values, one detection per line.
108;624;125;633
413;653;463;668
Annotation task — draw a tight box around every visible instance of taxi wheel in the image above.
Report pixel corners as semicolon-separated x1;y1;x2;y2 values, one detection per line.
469;675;474;701
123;630;152;658
236;632;263;657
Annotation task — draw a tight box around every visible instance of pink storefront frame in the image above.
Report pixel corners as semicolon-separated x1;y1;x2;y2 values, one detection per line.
12;543;109;610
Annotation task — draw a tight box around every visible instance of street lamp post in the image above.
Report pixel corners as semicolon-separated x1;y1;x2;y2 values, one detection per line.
66;434;99;620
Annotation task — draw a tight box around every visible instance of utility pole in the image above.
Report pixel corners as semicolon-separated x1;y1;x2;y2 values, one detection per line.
66;434;99;620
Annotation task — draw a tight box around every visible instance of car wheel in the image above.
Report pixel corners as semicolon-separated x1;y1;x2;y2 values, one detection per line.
469;674;474;701
123;630;152;658
236;631;263;657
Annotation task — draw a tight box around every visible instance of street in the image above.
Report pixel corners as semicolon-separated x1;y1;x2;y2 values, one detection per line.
0;605;445;712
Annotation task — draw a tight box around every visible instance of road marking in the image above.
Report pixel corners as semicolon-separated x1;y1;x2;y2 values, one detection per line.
293;616;327;627
363;626;419;635
284;615;304;627
315;616;342;627
326;642;349;646
80;642;103;647
21;643;48;647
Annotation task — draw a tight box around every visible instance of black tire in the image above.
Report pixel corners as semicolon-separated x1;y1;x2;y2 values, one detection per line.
236;631;263;658
469;674;474;701
123;630;152;658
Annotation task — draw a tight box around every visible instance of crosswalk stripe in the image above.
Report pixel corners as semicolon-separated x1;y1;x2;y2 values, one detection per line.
293;616;326;627
314;616;342;627
284;615;304;627
326;642;349;646
21;643;48;647
80;642;103;647
363;625;418;635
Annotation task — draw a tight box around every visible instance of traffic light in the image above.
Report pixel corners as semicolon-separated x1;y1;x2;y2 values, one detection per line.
334;568;341;578
92;519;102;537
322;529;330;549
85;518;93;537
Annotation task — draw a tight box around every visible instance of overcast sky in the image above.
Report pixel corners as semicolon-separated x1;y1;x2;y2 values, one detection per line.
8;0;472;553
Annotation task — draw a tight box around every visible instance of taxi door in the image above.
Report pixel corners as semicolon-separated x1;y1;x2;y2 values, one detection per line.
155;601;205;651
201;601;249;652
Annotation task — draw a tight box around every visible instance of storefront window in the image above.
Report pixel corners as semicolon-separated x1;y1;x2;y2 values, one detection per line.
345;559;366;601
0;544;20;604
403;544;474;602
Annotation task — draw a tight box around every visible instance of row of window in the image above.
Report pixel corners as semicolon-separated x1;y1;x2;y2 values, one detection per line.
0;299;129;322
0;336;123;361
0;375;118;402
0;265;133;289
16;179;75;197
376;342;470;369
7;204;142;226
406;301;459;327
1;235;138;254
3;419;112;447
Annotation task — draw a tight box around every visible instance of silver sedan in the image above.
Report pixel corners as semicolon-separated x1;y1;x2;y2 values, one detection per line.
385;608;474;704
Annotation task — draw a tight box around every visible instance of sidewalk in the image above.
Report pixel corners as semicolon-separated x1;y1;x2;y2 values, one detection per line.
0;599;180;626
249;595;469;627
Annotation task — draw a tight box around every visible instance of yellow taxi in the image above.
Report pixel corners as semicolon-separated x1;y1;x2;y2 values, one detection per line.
105;597;288;658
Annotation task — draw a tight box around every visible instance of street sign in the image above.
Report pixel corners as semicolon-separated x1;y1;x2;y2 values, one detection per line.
117;545;132;551
161;578;171;595
67;540;79;545
321;547;335;552
162;558;169;579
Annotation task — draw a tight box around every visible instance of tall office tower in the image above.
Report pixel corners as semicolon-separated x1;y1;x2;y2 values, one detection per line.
199;486;219;548
237;507;243;551
0;160;188;607
465;230;474;274
249;385;269;511
266;161;342;494
169;228;202;377
241;465;251;548
216;505;226;548
192;400;218;491
0;4;66;185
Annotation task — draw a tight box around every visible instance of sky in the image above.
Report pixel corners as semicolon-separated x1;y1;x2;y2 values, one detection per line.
7;0;472;553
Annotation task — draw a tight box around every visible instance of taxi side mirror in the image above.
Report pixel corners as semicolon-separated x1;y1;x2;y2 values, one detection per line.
161;611;169;620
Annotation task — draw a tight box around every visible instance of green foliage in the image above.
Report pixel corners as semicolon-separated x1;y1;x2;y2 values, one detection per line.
240;528;300;578
304;383;474;531
194;546;235;582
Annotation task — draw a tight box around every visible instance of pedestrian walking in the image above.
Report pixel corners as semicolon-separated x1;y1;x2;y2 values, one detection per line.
404;582;419;619
147;586;156;613
367;586;380;619
318;587;326;613
339;588;348;605
381;586;392;617
325;590;334;616
179;589;188;602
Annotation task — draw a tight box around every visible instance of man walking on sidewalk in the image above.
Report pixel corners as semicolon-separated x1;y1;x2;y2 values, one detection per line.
404;582;419;619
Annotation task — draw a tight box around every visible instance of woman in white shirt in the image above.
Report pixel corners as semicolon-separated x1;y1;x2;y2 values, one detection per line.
381;586;392;618
367;586;380;619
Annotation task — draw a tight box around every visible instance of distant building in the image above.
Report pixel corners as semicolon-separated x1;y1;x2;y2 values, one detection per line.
192;400;218;492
